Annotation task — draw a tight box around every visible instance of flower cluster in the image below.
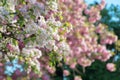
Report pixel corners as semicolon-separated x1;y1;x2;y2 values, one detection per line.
0;0;70;79
59;0;117;79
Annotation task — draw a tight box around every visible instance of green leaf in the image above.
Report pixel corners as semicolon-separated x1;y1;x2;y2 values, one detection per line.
24;62;29;70
19;0;26;4
6;76;12;80
31;36;36;42
0;33;2;39
1;0;6;6
12;39;18;46
24;35;36;44
24;38;30;44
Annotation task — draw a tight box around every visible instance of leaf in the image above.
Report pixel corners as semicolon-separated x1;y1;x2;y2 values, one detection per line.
115;40;120;51
12;39;18;46
63;22;70;27
1;0;6;6
24;38;30;44
31;36;36;42
0;33;2;39
19;0;26;4
24;34;36;44
21;77;28;80
24;62;29;70
6;76;12;80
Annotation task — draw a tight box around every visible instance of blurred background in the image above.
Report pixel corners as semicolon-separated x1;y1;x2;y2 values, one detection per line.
85;0;120;6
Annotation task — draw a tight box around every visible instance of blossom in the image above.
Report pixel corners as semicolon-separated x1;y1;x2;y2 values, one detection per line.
46;66;56;74
47;1;58;11
106;63;116;72
27;0;36;4
22;48;42;58
42;74;50;80
74;76;82;80
6;43;20;54
70;62;77;69
77;57;92;67
0;0;118;79
63;70;70;76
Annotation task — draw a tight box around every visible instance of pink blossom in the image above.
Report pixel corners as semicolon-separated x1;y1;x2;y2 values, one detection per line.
84;9;90;15
70;63;77;69
29;71;39;79
46;66;56;74
74;76;82;80
0;63;4;66
63;70;70;76
6;43;14;52
89;17;96;23
77;57;92;67
98;0;106;10
106;63;116;72
42;74;50;80
101;50;112;62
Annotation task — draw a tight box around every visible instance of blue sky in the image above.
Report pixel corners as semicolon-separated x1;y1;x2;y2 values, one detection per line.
85;0;120;6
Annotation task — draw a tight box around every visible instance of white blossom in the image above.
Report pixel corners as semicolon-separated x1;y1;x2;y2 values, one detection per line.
28;0;36;4
47;1;58;11
22;48;42;58
37;16;46;26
